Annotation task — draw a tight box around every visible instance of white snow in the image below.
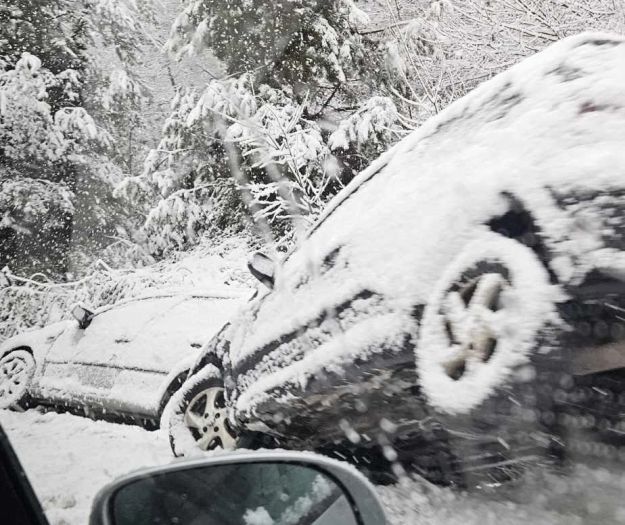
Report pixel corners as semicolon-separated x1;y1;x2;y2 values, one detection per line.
50;294;244;372
244;506;275;525
0;409;169;525
3;409;625;524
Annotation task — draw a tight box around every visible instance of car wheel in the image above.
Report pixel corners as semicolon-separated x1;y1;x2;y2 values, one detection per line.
415;232;562;484
0;349;35;410
164;367;237;457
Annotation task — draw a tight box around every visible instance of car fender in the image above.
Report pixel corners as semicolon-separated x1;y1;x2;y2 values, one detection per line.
156;355;197;413
0;321;71;362
189;322;236;377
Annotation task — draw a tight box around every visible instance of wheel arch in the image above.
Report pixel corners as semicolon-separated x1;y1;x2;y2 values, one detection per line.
0;345;34;361
190;348;223;377
158;369;190;417
156;354;197;417
487;191;558;283
189;323;232;377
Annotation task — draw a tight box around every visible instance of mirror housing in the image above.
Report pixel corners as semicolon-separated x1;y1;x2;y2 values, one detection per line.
247;251;276;290
0;272;10;288
71;303;94;329
90;451;386;525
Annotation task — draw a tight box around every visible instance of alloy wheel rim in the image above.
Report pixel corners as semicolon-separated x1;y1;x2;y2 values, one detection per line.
439;272;509;381
184;387;237;450
0;354;32;400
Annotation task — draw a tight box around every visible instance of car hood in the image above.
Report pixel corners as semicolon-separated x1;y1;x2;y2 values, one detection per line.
0;320;73;356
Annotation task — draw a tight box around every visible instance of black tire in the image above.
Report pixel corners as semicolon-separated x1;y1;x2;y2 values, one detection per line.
163;368;238;457
0;349;35;410
414;232;562;486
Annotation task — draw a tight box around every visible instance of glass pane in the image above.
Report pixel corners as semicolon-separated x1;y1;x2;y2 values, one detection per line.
112;462;358;525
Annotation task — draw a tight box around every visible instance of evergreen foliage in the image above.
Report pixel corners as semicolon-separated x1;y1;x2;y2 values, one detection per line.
0;0;151;278
121;0;403;253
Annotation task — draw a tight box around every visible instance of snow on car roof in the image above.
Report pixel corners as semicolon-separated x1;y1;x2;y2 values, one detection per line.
92;287;252;317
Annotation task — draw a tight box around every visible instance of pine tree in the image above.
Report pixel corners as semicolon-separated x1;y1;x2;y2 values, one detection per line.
119;0;402;253
0;0;151;278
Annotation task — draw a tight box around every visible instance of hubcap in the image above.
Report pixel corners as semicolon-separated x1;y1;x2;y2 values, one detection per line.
440;273;509;380
0;354;31;400
184;387;236;450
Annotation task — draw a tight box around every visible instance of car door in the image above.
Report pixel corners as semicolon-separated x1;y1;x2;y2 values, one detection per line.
34;295;183;411
102;294;244;414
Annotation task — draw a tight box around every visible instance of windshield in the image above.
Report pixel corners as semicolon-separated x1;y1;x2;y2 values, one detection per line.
3;1;625;524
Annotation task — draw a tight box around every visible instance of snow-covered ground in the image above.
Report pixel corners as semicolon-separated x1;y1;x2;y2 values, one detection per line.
3;409;625;524
0;409;170;524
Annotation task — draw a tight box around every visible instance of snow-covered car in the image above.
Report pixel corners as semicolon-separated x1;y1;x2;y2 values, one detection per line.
0;291;246;427
166;33;625;483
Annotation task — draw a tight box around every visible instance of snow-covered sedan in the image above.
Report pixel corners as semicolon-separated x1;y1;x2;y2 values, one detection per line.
0;291;246;427
166;33;625;483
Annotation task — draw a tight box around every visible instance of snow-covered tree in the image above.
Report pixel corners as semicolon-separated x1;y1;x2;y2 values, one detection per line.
166;0;370;94
370;0;625;125
120;0;403;253
0;0;153;277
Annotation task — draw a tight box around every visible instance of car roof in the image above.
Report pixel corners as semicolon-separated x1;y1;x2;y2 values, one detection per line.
92;288;251;317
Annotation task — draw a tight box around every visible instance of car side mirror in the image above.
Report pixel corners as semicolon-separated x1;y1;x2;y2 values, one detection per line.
90;451;387;525
247;251;276;290
71;303;94;329
0;272;10;288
